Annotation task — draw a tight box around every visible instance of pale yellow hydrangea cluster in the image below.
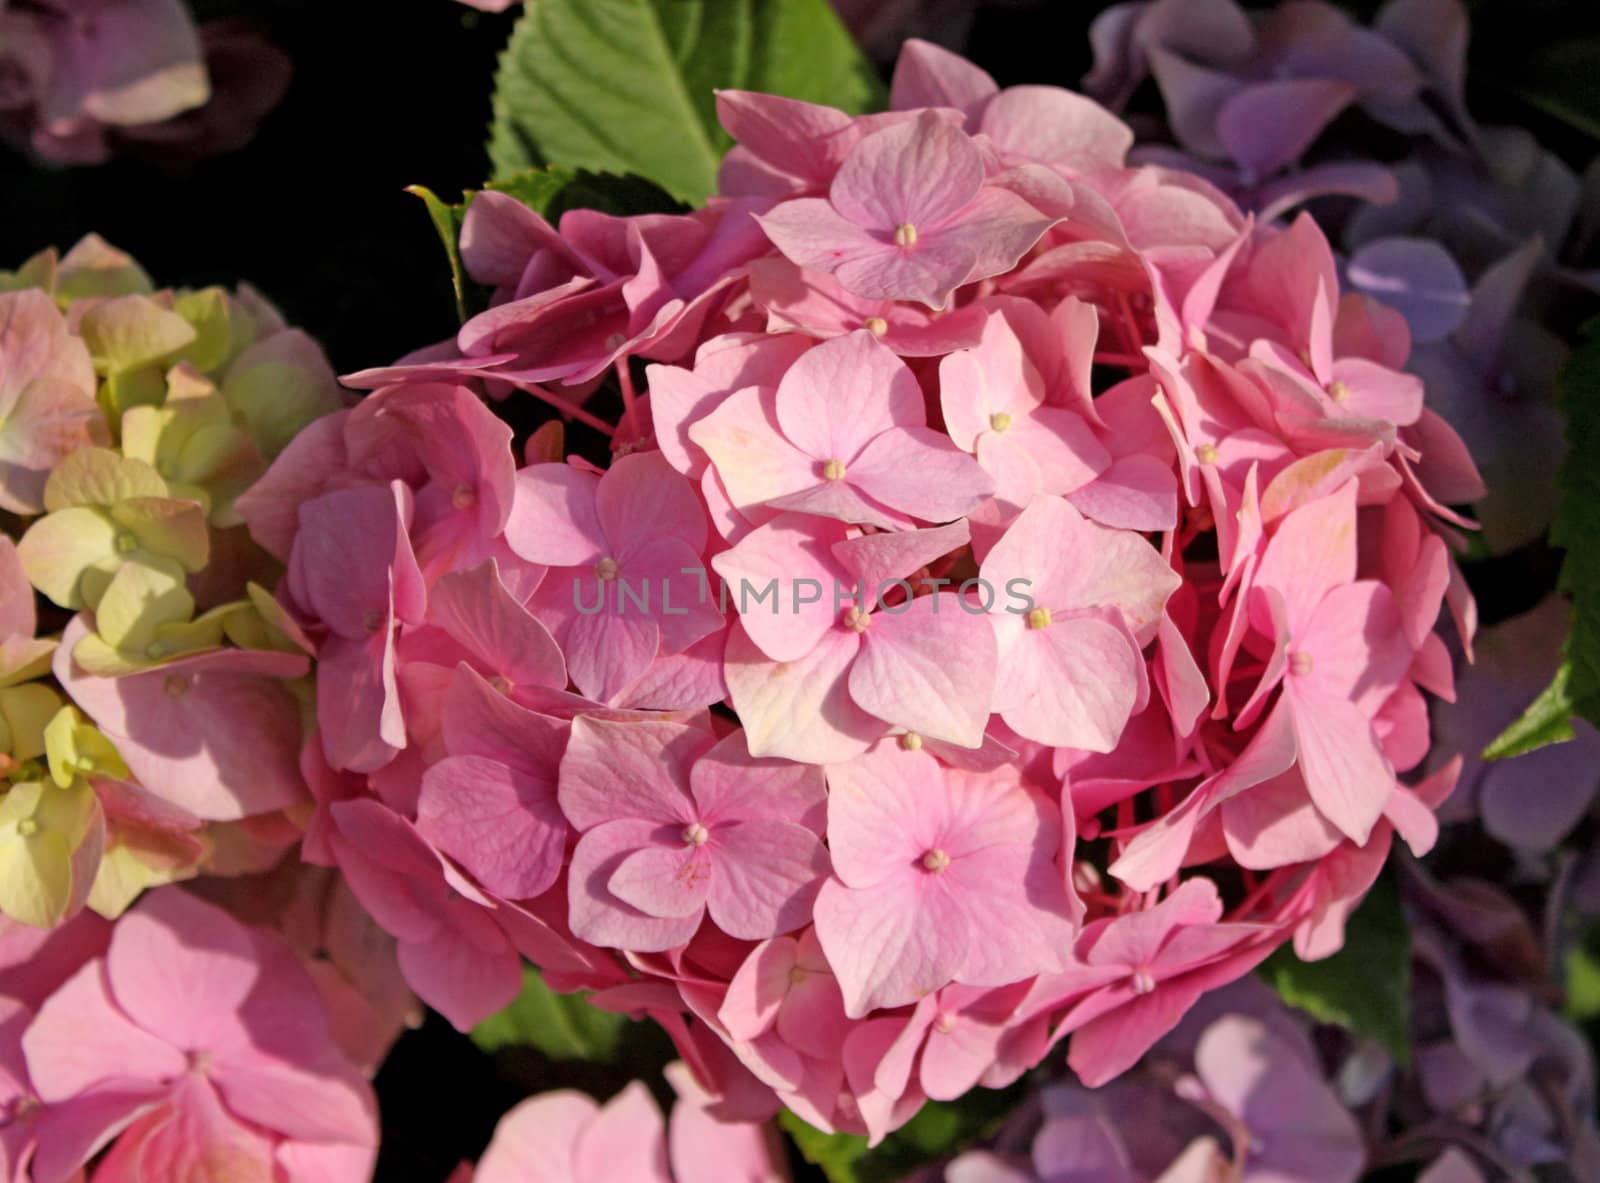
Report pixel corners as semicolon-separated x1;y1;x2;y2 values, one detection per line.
0;235;342;928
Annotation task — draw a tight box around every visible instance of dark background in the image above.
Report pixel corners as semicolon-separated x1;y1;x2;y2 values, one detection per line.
2;1;1595;1176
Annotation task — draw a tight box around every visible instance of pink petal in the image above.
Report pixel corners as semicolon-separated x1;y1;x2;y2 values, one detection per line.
979;85;1133;172
597;451;708;555
1067;453;1181;532
774;331;925;464
416;754;566;900
830;110;984;232
690;730;827;832
504;463;605;567
567;819;705;952
706;819;828;940
476;1090;596;1183
608;841;713;919
724;622;879;763
22;962;184;1101
574;1080;672;1183
688;385;826;513
1285;682;1395;844
54;620;309;820
813;874;963;1018
558;716;708;832
850;595;996;747
889;39;998;117
991;613;1142;750
849;426;996;522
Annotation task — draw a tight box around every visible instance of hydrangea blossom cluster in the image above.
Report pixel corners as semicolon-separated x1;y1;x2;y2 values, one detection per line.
0;237;408;1179
230;38;1488;1143
0;0;288;164
0;233;341;933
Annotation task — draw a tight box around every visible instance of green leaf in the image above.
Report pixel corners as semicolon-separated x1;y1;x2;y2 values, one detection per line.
470;964;628;1061
1261;871;1412;1066
487;0;885;205
406;184;473;323
1487;317;1600;758
1564;937;1600;1024
779;1086;1024;1183
1484;660;1579;759
1501;37;1600;141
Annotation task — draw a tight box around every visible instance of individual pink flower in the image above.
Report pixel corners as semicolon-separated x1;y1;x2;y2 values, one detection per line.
560;718;828;952
691;330;994;531
0;289;106;515
715;515;996;762
507;452;723;703
1032;879;1276;1086
978;495;1178;750
939;308;1110;511
19;888;377;1182
1237;479;1411;845
812;743;1076;1016
756;111;1057;309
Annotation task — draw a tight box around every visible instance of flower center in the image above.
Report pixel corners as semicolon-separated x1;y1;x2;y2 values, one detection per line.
681;821;709;847
933;1011;957;1034
788;965;808;986
451;483;477;510
1195;442;1219;465
15;818;38;838
164;674;190;698
361;609;384;633
1289;650;1314;676
595;557;620;582
864;316;889;337
894;222;918;248
113;531;138;555
604;332;627;350
921;848;950;873
898;732;923;752
1130;968;1156;995
989;412;1012;433
145;641;167;660
1327;380;1351;404
841;605;871;632
1027;607;1052;630
822;458;847;482
489;674;514;696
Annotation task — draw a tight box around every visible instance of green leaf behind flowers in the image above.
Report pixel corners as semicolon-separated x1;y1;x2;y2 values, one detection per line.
1487;317;1600;759
1261;870;1412;1066
487;0;884;204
